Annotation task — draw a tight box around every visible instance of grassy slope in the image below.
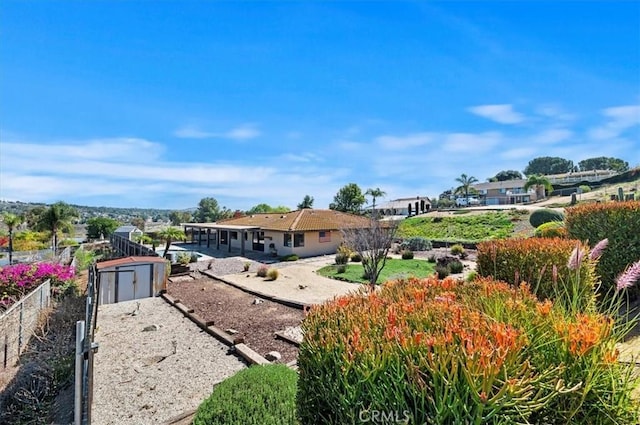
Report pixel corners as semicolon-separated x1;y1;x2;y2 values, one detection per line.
317;259;436;284
397;212;517;243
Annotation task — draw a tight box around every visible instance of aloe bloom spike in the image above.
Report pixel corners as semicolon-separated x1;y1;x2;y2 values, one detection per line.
589;239;609;261
616;260;640;291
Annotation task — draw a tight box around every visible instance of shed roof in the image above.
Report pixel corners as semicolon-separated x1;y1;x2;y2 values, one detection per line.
114;225;142;233
96;256;166;270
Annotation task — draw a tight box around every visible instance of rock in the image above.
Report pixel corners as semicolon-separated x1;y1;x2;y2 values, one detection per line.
265;351;282;361
253;298;263;305
225;328;238;335
298;284;307;289
142;324;160;332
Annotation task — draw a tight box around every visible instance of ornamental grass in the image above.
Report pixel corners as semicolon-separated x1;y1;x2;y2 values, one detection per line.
297;276;638;424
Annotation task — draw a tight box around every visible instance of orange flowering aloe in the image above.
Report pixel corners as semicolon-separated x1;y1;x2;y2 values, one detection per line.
297;276;639;424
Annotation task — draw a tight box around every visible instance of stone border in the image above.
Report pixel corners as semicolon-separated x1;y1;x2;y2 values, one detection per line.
160;292;269;366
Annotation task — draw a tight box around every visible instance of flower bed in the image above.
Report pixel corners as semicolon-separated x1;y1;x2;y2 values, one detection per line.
0;263;75;311
298;276;639;424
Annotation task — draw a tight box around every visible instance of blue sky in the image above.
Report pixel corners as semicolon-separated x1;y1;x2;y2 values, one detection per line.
1;1;639;211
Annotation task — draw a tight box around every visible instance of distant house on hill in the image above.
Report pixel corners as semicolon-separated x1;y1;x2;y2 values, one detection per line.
183;209;372;257
471;180;539;205
373;197;431;217
113;225;143;241
545;169;619;185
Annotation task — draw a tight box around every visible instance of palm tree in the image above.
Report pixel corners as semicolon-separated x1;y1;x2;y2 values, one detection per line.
524;175;553;200
2;213;23;265
35;202;79;254
365;187;387;218
157;227;187;258
454;174;479;203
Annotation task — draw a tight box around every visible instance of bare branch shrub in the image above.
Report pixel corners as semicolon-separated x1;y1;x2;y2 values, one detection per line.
341;219;398;292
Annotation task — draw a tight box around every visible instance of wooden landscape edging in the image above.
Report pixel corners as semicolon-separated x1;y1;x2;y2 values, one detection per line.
159;292;269;366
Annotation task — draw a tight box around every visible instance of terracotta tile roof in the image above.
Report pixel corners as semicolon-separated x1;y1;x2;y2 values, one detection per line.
216;209;372;232
96;256;166;269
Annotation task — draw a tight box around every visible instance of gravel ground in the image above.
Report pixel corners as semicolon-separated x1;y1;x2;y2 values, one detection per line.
92;297;246;425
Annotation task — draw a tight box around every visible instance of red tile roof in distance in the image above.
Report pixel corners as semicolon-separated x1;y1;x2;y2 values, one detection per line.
217;209;372;232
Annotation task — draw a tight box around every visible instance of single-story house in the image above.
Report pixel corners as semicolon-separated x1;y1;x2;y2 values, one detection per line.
183;209;373;257
96;256;168;304
545;169;619;185
372;197;431;217
113;225;143;241
471;180;540;205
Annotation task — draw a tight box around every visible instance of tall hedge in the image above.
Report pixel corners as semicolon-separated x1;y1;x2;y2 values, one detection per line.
476;238;597;311
565;201;640;297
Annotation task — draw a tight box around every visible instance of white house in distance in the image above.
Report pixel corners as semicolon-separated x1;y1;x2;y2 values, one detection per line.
373;197;431;218
471;180;540;205
182;209;372;258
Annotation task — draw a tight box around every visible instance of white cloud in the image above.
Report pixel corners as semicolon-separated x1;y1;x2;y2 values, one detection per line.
280;153;322;163
174;123;261;140
376;132;433;150
588;105;640;140
530;128;573;145
442;132;502;152
468;104;525;124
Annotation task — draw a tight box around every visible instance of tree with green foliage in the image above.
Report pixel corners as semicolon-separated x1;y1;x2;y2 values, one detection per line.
35;202;79;252
578;156;629;173
454;174;479;203
169;210;193;226
23;206;46;228
365;187;386;217
524;174;554;199
86;217;120;239
297;195;314;209
2;212;23;265
246;204;290;214
329;183;366;214
157;227;187;258
194;197;226;222
130;217;146;231
524;156;575;176
489;170;523;182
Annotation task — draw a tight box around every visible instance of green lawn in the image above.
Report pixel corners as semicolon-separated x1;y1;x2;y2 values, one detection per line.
397;212;516;242
317;259;436;284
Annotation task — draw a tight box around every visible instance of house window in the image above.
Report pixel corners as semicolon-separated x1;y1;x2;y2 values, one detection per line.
319;231;331;243
499;188;507;194
294;233;305;247
284;233;292;247
230;231;238;240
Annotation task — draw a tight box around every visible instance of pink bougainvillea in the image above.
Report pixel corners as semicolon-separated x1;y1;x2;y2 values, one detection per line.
0;262;75;310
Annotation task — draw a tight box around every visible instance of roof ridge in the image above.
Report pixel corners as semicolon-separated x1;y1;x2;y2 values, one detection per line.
288;209;305;231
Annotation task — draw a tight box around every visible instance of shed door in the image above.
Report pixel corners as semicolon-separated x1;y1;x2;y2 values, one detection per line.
117;267;136;303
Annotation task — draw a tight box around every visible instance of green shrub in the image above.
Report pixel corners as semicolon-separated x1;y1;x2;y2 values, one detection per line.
435;264;449;278
534;221;567;238
476;238;597;312
465;270;478;282
190;253;199;263
336;264;347;274
297;277;638;424
449;260;464;274
177;252;191;266
335;253;349;265
427;254;437;263
566;201;640;298
256;265;269;278
350;252;362;263
400;237;432;251
450;244;465;255
529;208;564;228
579;184;591;193
280;254;299;262
401;250;414;260
267;268;279;280
194;365;298;425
